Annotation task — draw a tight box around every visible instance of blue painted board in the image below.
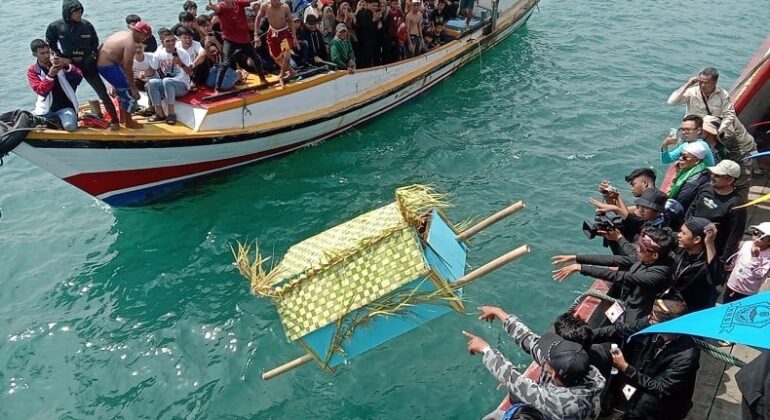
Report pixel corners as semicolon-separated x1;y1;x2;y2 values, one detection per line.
300;211;468;368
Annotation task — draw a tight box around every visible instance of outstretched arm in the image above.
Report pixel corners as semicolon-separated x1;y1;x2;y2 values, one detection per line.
206;0;222;13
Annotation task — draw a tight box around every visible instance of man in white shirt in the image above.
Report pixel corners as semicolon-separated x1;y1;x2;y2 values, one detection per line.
667;67;746;137
146;29;194;125
303;0;323;22
175;27;205;64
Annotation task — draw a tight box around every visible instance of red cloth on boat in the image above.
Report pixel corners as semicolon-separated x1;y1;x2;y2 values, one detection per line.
266;26;294;59
217;0;253;44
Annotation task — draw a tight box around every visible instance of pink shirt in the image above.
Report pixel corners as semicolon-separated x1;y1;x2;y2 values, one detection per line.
727;241;770;295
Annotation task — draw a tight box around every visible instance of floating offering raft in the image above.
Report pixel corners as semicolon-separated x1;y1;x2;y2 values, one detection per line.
233;185;530;379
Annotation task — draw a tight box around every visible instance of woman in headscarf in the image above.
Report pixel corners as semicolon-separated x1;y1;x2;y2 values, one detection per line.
321;5;337;45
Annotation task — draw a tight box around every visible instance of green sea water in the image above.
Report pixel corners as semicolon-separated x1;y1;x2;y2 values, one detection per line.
0;0;767;418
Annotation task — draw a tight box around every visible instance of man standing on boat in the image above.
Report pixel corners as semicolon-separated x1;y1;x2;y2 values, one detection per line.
405;0;424;57
45;0;120;130
206;0;268;93
27;39;83;132
463;306;605;419
256;0;300;86
96;22;153;130
330;23;356;72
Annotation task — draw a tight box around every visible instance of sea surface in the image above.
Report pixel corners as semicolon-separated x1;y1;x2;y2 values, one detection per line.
0;0;766;418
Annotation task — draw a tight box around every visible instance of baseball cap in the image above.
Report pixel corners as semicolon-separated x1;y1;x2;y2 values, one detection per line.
684;216;711;237
624;167;656;183
682;141;707;160
130;21;153;37
634;188;667;212
708;159;741;178
749;222;770;239
292;13;302;21
336;22;348;32
305;14;319;24
536;333;590;385
702;115;721;136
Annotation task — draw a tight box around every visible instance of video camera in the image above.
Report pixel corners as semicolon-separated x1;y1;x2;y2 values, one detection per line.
582;214;624;239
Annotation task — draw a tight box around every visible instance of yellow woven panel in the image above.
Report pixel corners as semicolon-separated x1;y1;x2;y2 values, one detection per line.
277;228;429;341
270;203;407;286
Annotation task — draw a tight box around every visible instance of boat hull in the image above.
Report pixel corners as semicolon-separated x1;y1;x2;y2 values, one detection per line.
13;0;538;206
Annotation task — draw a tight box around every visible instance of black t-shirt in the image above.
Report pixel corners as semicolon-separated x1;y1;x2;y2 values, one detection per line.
431;7;452;25
686;185;747;262
356;9;377;45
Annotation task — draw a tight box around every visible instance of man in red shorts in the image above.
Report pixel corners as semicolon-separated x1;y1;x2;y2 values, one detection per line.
255;0;298;86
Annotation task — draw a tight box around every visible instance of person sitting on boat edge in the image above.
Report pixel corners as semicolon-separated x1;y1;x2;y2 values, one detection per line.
330;23;356;72
126;14;158;52
552;226;677;324
27;39;83;132
685;159;747;267
667;141;710;214
464;306;605;420
661;114;716;167
207;0;269;93
297;15;330;67
96;21;153;130
672;217;722;312
256;0;300;86
132;42;158;94
591;295;700;420
192;39;245;91
701;115;756;201
145;29;194;125
46;0;120;130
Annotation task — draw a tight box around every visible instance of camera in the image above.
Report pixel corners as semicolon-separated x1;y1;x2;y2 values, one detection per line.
172;49;179;57
582;214;624;239
599;184;619;197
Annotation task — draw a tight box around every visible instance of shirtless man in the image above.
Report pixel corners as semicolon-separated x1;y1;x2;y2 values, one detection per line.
405;0;423;57
96;21;152;130
255;0;299;86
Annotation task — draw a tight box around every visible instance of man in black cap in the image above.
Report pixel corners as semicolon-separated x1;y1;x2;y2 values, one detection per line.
297;14;328;66
672;217;722;311
552;226;677;323
463;306;605;420
591;187;668;256
625;168;657;198
591;295;700;420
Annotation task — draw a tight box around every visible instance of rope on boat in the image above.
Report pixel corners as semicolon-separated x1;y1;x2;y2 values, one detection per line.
569;289;746;368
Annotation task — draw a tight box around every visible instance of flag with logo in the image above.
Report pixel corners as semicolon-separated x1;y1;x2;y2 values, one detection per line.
632;291;770;349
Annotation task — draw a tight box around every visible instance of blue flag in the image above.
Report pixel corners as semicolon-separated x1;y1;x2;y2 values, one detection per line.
632;291;770;349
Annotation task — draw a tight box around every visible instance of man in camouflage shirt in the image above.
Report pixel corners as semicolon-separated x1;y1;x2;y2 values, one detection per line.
464;306;605;419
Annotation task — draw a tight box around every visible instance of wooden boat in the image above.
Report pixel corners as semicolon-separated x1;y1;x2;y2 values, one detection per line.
232;185;530;379
0;0;539;206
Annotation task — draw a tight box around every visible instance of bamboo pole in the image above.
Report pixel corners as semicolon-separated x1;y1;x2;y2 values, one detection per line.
453;245;530;289
262;354;314;380
456;201;526;241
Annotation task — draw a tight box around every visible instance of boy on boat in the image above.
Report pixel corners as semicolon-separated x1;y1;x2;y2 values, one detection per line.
206;0;268;93
256;0;300;86
405;0;424;57
722;222;770;303
27;39;83;132
97;21;154;129
145;29;195;125
46;0;119;130
126;14;158;52
330;23;356;72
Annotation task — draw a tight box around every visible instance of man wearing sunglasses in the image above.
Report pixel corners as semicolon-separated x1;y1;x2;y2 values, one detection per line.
552;227;677;324
660;114;716;167
685;159;747;265
590;296;700;420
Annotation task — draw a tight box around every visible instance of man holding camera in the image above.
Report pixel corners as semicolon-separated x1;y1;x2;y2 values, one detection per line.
590;187;668;257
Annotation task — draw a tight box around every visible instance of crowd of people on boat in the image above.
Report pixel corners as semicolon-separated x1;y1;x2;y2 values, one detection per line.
462;67;768;419
26;0;473;131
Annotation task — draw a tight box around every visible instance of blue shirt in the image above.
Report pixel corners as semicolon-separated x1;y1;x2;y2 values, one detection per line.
661;139;716;167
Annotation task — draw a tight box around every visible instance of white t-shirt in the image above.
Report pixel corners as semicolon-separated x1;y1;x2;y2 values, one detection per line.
303;4;322;21
133;54;157;77
175;40;203;62
152;48;193;85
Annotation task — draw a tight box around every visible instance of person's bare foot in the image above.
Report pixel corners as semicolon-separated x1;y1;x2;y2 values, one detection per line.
259;77;268;86
109;122;121;131
278;76;285;88
125;119;143;129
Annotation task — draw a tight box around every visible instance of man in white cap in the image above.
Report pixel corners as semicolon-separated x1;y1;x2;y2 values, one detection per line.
702;115;756;199
723;222;770;303
668;141;710;213
686;159;747;264
329;23;355;72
